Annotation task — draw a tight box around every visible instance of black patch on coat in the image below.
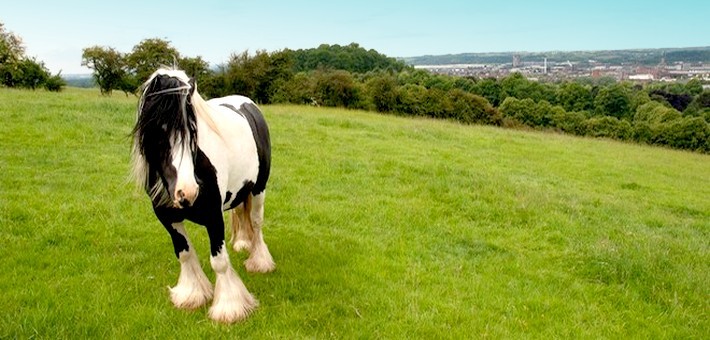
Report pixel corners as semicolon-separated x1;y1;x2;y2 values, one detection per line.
229;181;255;210
152;148;226;257
219;102;271;195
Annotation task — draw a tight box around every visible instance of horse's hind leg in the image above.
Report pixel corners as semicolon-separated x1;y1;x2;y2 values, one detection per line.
230;203;253;253
244;192;275;273
161;221;213;309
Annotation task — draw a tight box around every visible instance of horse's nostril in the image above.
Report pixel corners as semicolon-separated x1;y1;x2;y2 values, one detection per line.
177;189;185;199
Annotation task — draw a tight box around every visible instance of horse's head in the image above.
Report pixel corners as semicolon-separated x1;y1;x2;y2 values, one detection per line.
133;68;200;208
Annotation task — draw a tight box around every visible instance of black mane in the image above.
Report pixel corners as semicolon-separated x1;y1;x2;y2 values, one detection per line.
132;74;198;190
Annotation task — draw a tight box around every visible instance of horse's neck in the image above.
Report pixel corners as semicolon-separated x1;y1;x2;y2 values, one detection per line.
192;92;223;140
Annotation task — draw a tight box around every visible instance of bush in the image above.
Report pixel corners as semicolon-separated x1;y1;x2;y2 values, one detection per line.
43;73;66;92
447;89;500;125
594;83;632;120
499;97;533;126
365;74;399;113
632;121;653;144
653;117;709;152
420;88;453;119
634;101;682;124
397;84;428;116
552;110;588;135
313;69;363;108
585;116;632;140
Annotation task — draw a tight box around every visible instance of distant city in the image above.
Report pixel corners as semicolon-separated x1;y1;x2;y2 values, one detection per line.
409;47;710;83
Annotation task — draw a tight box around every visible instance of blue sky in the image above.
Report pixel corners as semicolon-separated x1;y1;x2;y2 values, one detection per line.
2;0;709;74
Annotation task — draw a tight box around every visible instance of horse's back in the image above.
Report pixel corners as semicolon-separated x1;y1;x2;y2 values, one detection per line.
206;95;271;196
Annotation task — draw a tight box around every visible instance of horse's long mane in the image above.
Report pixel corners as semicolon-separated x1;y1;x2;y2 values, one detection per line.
130;68;199;205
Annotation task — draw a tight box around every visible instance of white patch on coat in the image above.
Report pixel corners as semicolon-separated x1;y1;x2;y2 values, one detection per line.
168;223;213;309
171;140;199;206
208;243;257;323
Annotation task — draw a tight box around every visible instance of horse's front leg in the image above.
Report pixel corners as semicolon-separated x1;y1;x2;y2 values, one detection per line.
155;210;213;310
205;210;258;323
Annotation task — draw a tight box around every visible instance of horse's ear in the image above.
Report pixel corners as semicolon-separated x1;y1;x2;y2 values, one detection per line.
189;77;196;93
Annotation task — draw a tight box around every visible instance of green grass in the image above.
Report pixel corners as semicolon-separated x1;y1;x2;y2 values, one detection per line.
0;87;708;338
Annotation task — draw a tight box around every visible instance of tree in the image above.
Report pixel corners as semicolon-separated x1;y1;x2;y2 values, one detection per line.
649;89;693;112
366;73;399;112
552;110;588;135
472;77;502;107
43;72;66;92
289;43;406;73
178;56;210;84
500;72;555;103
634;101;682;124
594;83;632;120
271;72;315;105
685;78;703;96
585;116;632;140
499;96;536;127
218;49;293;104
653;117;709;152
0;22;62;91
313;69;363;108
420;88;453;119
397;83;428;116
125;38;180;83
16;58;48;89
556;82;593;112
0;22;24;87
81;46;127;95
0;22;24;65
684;90;710;121
500;72;528;102
447;89;501;125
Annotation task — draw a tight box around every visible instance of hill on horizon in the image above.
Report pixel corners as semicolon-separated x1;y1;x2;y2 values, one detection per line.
403;46;710;66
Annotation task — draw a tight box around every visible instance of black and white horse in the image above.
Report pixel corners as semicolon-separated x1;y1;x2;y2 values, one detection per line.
131;68;274;323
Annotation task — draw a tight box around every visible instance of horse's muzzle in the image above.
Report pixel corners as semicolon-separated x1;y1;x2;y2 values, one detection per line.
174;188;198;208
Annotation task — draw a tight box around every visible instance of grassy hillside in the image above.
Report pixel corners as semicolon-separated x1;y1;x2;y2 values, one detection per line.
0;88;708;338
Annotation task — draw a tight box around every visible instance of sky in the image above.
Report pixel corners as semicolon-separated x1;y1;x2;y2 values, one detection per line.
2;0;709;74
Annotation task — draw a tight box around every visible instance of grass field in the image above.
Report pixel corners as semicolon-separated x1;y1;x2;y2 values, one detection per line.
0;87;708;338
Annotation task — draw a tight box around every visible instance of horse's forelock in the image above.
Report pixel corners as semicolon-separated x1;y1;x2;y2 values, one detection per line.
132;71;198;199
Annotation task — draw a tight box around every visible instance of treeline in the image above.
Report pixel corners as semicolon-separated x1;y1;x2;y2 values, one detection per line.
82;38;710;153
0;22;65;91
195;46;709;152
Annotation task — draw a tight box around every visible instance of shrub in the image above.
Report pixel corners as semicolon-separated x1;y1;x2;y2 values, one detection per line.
397;84;428;116
313;69;363;108
585;116;632;140
632;121;653;144
447;89;500;125
43;73;66;92
499;97;535;127
365;74;399;113
653;117;709;152
634;101;682;124
552;110;588;135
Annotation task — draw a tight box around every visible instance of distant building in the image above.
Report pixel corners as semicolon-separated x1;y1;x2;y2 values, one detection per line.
512;55;522;68
628;74;654;81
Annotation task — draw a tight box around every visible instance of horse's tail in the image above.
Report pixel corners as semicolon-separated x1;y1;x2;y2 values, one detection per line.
229;195;254;246
243;194;254;240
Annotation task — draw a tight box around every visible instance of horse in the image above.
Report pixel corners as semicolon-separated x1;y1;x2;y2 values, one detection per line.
130;67;275;323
